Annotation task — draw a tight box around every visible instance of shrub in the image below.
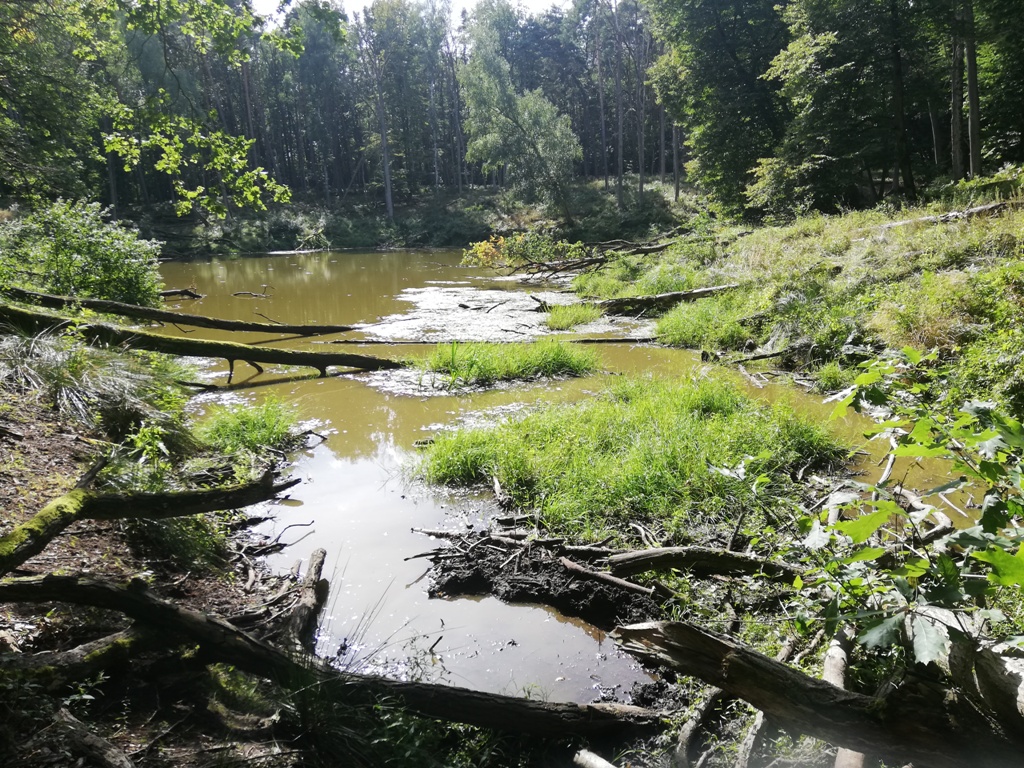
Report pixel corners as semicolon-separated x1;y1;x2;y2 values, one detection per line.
0;200;163;305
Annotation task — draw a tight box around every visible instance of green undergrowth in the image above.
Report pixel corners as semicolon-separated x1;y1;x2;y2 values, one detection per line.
544;303;603;330
419;340;599;387
566;190;1024;413
422;376;843;544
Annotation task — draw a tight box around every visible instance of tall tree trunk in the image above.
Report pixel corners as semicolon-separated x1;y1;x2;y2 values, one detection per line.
889;0;916;200
614;2;624;209
951;3;965;181
927;99;944;168
374;82;395;221
597;6;610;190
672;123;679;201
659;104;666;184
964;0;982;178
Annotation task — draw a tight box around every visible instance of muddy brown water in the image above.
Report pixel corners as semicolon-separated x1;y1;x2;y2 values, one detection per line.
159;249;962;702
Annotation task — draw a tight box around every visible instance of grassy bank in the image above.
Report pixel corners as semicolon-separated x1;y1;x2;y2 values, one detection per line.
419;340;599;387
568;187;1024;412
422;377;843;543
545;303;604;330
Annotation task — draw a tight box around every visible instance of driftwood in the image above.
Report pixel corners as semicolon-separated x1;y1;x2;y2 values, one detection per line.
0;474;301;576
0;302;402;377
4;286;354;335
612;620;1024;768
285;547;328;652
574;749;619;768
594;284;740;316
559;557;655;597
160;288;203;299
0;575;664;738
607;546;803;583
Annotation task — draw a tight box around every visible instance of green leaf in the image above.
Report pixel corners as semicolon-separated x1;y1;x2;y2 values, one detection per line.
858;614;904;649
901;347;923;365
911;613;951;666
892;442;949;458
891;557;929;579
841;547;886;564
834;509;891;544
972;546;1024;586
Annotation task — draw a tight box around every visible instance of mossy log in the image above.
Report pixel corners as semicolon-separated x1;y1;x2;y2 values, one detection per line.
606;546;803;583
0;575;664;738
612;621;1024;768
3;286;354;335
0;475;301;577
0;302;402;376
593;284;740;316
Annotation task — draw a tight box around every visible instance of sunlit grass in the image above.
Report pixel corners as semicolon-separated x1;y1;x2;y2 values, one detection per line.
545;303;603;330
419;340;599;386
198;397;299;454
422;376;843;543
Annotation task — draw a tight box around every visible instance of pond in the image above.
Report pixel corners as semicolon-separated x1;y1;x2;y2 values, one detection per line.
159;248;954;703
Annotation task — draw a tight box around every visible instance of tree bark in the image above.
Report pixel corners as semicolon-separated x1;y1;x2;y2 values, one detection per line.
964;0;982;178
951;5;965;181
821;628;865;768
0;303;402;377
3;287;354;336
285;547;328;653
607;546;802;583
55;708;136;768
0;575;665;738
0;474;300;577
612;620;1024;768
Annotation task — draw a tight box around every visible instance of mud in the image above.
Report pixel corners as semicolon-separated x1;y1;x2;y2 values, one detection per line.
427;534;660;631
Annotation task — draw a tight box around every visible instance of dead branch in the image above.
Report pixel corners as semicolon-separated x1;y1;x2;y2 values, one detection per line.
0;575;664;738
285;548;328;652
559;557;655;597
612;620;1024;768
607;547;803;583
594;284;740;316
56;708;136;768
0;302;401;377
0;474;301;576
4;286;353;335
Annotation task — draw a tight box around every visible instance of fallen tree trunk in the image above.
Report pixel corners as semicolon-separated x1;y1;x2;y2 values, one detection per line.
4;286;354;335
0;474;301;576
0;575;664;738
285;548;328;652
56;708;136;768
869;200;1018;234
822;628;865;768
594;284;740;316
160;288;203;299
607;547;803;583
612;621;1024;768
0;303;402;376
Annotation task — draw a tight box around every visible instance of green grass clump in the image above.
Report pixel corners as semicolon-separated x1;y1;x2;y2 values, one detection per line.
545;303;603;330
421;340;599;386
422;377;843;543
656;290;756;350
198;397;299;455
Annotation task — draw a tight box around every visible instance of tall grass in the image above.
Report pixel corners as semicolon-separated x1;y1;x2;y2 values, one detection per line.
422;377;843;543
198;397;299;455
420;340;599;386
545;303;603;330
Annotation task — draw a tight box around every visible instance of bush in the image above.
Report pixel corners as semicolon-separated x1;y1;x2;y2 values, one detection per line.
0;200;163;305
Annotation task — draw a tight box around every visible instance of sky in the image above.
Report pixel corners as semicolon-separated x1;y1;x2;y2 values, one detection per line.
251;0;570;25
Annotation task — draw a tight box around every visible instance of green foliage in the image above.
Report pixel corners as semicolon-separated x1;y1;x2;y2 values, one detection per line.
463;232;587;270
423;377;842;543
796;350;1024;665
656;291;755;350
420;340;598;387
198;397;300;477
545;303;602;330
0;201;163;305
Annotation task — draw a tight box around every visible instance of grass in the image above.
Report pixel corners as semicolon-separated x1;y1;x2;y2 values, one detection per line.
544;303;603;330
564;190;1024;413
198;397;299;455
419;340;599;386
422;376;843;544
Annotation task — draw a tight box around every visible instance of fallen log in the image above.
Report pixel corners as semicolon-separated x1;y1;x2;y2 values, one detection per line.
285;547;328;652
56;708;136;768
594;284;740;316
0;575;664;738
822;628;865;768
559;557;654;597
0;474;301;576
574;749;619;768
3;286;354;335
0;628;151;690
160;288;203;299
607;547;803;583
0;303;402;377
612;620;1024;768
868;200;1018;235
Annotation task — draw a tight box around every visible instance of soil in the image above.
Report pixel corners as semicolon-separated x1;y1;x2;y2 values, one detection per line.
0;390;308;767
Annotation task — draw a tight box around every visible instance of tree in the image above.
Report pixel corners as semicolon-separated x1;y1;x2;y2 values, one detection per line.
460;0;581;223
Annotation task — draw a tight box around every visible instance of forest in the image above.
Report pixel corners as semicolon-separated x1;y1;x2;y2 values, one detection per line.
3;0;1024;767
